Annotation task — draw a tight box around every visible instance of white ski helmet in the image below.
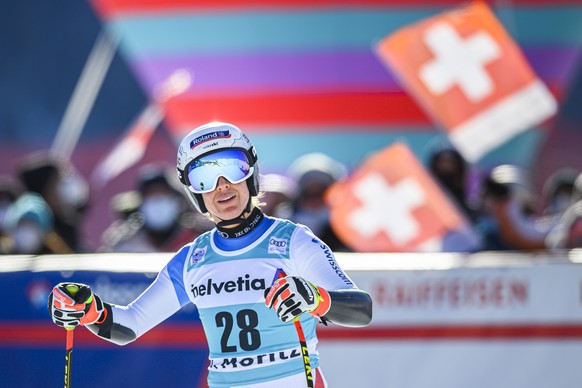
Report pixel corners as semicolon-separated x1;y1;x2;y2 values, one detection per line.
176;122;259;213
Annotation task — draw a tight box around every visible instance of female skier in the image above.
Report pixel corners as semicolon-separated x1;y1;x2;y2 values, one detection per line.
49;122;372;388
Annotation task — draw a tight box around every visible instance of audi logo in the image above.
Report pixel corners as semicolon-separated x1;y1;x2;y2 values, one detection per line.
269;239;287;247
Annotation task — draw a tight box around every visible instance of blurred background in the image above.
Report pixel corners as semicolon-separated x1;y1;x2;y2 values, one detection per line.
1;0;581;251
2;0;582;387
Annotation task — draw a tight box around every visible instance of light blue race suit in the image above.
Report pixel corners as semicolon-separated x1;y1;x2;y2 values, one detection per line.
104;216;358;387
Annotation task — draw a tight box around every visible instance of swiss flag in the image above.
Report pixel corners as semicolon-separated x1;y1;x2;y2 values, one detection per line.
376;1;557;163
326;143;480;252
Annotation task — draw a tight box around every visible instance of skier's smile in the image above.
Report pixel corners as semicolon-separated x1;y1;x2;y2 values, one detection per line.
203;176;250;222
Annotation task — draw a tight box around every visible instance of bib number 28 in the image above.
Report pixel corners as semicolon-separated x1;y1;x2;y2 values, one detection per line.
215;309;261;353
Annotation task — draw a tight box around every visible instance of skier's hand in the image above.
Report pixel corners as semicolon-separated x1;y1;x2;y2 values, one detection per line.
48;282;106;329
264;276;330;323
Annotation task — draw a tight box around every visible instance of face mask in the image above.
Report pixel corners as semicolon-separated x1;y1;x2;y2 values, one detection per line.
140;196;181;231
13;224;44;254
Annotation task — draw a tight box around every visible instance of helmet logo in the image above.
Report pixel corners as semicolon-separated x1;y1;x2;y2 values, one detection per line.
190;130;231;149
177;146;186;165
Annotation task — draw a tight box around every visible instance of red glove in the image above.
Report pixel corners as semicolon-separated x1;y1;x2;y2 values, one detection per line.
265;276;331;323
49;283;106;329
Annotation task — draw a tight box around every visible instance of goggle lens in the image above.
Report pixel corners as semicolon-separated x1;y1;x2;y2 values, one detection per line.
187;149;252;194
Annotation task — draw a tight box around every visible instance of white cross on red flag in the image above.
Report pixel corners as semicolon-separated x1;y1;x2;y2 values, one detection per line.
326;143;481;252
375;1;557;163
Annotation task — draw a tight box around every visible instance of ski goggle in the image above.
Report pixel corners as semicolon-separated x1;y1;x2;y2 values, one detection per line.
186;149;253;194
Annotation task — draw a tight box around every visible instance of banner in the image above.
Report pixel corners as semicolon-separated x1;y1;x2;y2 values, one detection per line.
0;266;207;388
3;252;582;388
318;255;582;388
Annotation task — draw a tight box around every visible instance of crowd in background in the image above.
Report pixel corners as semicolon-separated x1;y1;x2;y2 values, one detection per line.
1;146;581;255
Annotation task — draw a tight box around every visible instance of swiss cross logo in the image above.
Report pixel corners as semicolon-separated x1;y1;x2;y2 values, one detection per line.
419;22;500;102
348;173;425;246
376;2;556;163
326;143;469;252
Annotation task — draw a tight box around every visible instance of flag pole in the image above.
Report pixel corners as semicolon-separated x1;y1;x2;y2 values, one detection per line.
50;29;118;160
89;69;193;188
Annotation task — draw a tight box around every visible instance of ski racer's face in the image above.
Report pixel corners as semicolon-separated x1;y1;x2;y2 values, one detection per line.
202;176;250;222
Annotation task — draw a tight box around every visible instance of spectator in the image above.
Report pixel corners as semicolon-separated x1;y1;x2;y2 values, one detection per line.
541;168;578;217
259;173;298;218
287;152;349;251
97;190;141;252
109;190;141;221
573;172;582;203
476;164;557;250
0;175;23;238
2;193;73;254
546;171;582;250
428;146;477;222
100;164;212;253
546;201;582;250
17;153;89;252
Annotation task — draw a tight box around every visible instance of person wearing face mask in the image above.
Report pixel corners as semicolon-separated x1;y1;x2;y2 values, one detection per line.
0;176;23;252
17;153;90;252
2;193;74;255
49;122;372;388
100;164;212;253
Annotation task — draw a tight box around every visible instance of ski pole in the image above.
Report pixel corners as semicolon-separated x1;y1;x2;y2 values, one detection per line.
274;271;314;388
291;316;314;388
63;284;79;388
64;328;74;388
